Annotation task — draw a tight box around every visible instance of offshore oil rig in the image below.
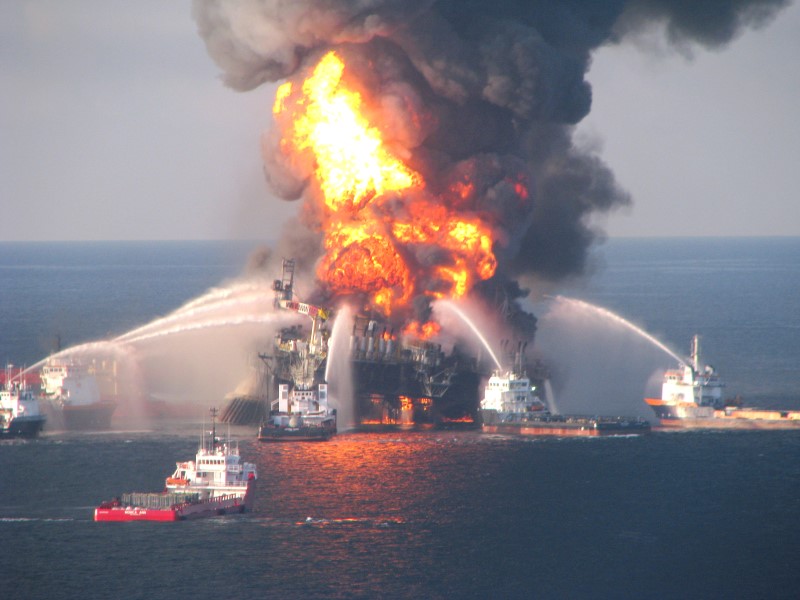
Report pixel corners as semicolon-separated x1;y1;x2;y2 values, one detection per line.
221;259;483;428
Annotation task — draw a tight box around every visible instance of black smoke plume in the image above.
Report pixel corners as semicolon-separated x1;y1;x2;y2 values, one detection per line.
192;0;788;338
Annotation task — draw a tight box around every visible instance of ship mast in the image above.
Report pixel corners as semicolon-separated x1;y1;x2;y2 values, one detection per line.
209;407;218;451
691;334;701;373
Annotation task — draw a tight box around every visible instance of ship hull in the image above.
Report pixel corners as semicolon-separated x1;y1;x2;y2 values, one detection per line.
95;481;255;522
62;401;117;430
0;415;46;438
94;495;249;522
257;424;334;442
482;420;650;437
481;410;650;437
655;418;800;430
646;398;800;430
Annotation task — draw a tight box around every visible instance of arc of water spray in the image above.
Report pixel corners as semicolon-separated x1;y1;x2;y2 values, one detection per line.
115;284;275;343
176;280;274;312
20;340;135;376
121;313;283;345
435;300;502;370
18;279;281;377
546;295;686;365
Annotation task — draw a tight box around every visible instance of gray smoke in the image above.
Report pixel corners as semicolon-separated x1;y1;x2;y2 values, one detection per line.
192;0;788;334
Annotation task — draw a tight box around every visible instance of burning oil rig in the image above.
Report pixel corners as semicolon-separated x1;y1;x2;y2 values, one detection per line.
348;313;480;427
221;258;484;429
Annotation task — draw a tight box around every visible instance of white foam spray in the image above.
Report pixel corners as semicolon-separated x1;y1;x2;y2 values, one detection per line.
325;304;355;431
543;379;559;415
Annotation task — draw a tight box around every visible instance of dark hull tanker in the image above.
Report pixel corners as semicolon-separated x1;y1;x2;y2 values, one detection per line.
480;353;649;438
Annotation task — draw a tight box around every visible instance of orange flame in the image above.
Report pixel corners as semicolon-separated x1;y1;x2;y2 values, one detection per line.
273;51;499;324
275;52;420;213
402;320;441;339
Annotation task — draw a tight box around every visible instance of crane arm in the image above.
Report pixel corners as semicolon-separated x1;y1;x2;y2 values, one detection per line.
278;299;330;321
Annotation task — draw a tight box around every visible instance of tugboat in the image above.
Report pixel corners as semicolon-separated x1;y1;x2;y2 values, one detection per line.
645;335;800;429
40;359;117;430
480;347;650;437
1;367;46;438
257;259;337;442
94;409;257;521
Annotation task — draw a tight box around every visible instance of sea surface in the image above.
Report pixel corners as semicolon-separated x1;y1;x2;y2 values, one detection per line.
2;237;800;599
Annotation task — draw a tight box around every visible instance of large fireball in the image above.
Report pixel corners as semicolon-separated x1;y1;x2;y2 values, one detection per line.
273;51;499;328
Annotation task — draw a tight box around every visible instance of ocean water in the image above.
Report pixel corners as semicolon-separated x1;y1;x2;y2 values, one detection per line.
2;238;800;599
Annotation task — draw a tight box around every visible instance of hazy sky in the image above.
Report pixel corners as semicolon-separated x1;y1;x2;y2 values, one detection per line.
2;0;798;242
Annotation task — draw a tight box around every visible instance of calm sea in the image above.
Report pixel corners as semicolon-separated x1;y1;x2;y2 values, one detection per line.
2;238;799;599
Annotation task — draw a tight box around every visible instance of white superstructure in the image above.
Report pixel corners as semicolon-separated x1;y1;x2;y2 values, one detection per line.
166;418;257;500
480;370;546;415
655;335;724;418
0;378;46;436
40;360;101;407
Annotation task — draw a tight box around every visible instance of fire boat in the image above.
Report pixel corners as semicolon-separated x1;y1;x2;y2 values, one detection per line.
645;335;800;429
480;342;650;437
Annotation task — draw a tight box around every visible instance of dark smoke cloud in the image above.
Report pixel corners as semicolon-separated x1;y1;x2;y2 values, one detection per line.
616;0;790;48
193;0;788;333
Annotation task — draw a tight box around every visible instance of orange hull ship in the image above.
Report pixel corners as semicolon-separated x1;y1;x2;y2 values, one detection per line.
482;417;650;437
646;335;800;430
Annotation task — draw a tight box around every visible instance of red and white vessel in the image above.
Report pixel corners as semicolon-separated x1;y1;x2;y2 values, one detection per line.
95;410;257;522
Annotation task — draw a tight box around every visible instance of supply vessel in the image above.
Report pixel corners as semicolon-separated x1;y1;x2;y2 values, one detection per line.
480;344;650;437
0;367;46;438
645;335;800;429
94;409;257;521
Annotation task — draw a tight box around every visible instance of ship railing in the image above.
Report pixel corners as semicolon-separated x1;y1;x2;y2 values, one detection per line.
178;492;243;507
118;491;247;510
121;492;201;509
218;480;249;487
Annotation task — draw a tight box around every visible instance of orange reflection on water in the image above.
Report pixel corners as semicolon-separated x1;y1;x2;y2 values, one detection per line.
251;432;447;521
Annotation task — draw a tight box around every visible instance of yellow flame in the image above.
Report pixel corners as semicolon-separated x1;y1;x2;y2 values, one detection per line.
277;52;420;212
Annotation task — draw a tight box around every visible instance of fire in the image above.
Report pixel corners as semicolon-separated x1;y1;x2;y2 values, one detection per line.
402;320;441;339
274;52;420;213
272;51;499;328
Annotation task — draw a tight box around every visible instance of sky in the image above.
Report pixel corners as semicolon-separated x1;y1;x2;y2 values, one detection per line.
2;0;799;242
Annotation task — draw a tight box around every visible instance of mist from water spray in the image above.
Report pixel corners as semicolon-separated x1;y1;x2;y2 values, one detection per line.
435;300;502;370
531;294;685;418
19;275;292;426
548;296;685;365
325;304;355;431
543;379;559;415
